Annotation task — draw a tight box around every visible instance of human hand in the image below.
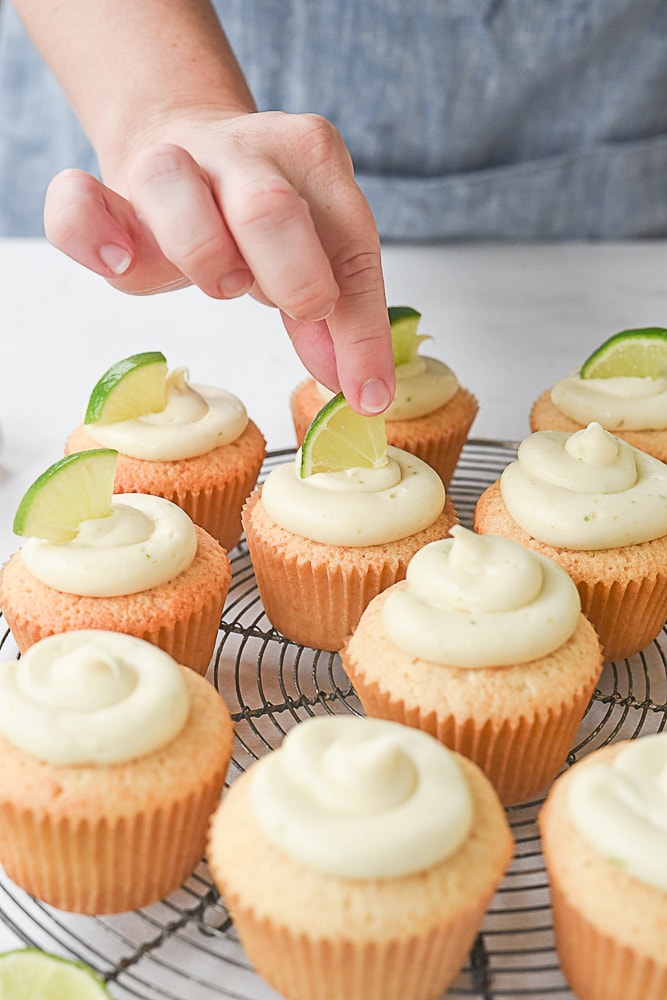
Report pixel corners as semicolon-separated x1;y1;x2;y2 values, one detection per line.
44;109;394;415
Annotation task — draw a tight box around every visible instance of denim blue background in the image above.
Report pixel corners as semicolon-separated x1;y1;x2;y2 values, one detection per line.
1;0;665;239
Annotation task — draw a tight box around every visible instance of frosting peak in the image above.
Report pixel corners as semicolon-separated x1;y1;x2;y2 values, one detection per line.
382;527;581;666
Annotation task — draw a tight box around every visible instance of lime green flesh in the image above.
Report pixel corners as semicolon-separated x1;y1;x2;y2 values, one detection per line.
13;449;118;542
300;391;388;477
0;949;110;999
84;351;167;424
388;305;423;366
580;327;667;379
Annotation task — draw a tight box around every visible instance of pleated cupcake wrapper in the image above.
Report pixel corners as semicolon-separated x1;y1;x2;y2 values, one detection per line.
386;394;478;487
346;669;599;806
224;892;490;1000
4;592;224;676
576;572;667;662
548;878;667;1000
247;544;409;652
0;775;224;914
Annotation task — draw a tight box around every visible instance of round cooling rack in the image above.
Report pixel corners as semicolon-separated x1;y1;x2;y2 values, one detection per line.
1;438;667;1000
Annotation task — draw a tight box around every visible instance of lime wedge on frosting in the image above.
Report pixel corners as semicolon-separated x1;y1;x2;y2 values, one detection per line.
388;305;425;366
580;328;667;379
84;350;167;424
13;449;118;542
300;392;388;477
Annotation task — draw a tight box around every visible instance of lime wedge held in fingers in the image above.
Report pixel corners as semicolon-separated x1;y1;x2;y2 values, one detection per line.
84;350;167;424
0;949;111;999
580;328;667;379
13;449;118;542
300;392;388;477
388;305;428;366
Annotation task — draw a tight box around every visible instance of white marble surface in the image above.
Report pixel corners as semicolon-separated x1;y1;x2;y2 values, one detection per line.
0;237;665;983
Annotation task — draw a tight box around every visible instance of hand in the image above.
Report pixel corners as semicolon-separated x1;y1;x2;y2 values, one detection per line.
44;109;395;415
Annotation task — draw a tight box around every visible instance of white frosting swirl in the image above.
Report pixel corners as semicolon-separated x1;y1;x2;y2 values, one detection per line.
250;715;473;878
382;526;581;666
20;493;198;596
500;422;667;550
568;734;667;890
0;630;189;765
551;373;667;430
87;368;248;459
260;446;445;546
315;356;458;421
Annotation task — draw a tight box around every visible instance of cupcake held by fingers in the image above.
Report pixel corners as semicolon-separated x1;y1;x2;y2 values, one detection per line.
0;449;231;675
207;714;513;1000
474;421;667;662
243;393;459;651
290;307;478;485
66;351;266;552
342;526;603;805
0;629;234;914
539;733;667;1000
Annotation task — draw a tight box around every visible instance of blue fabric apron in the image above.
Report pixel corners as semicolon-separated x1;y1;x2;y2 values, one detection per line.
1;0;666;239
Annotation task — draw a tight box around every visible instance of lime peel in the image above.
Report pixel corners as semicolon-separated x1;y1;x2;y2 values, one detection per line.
84;350;168;424
300;392;388;477
0;948;111;999
13;449;118;542
580;327;667;379
388;305;429;366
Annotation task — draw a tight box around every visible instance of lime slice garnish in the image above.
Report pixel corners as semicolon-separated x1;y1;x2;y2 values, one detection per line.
0;949;110;999
84;351;167;424
13;449;118;542
388;305;427;366
300;392;388;477
580;327;667;379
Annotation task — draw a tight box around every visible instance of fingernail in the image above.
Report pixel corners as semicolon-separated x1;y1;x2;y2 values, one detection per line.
99;243;132;275
359;377;392;414
219;269;252;298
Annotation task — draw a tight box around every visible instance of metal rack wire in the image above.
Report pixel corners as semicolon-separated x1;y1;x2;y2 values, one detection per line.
1;439;666;999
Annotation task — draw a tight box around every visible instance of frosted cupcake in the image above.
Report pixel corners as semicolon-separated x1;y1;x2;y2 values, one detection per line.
66;353;266;552
342;526;602;804
1;454;231;674
242;444;458;651
531;327;667;463
539;733;667;1000
207;715;513;1000
290;307;478;485
473;422;667;662
0;630;234;913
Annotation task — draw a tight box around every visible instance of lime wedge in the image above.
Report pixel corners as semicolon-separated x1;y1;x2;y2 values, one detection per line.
300;392;388;477
580;327;667;379
0;949;110;999
13;449;118;542
84;351;167;424
388;305;426;366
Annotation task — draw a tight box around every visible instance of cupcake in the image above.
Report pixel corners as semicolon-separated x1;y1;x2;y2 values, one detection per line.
207;715;513;1000
0;629;234;913
66;353;266;552
1;453;231;675
242;442;458;651
539;733;667;1000
473;422;667;662
530;327;667;464
341;526;603;805
290;307;478;485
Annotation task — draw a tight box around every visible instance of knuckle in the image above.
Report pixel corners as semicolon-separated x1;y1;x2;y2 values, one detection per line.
129;143;188;188
233;176;304;230
331;247;383;295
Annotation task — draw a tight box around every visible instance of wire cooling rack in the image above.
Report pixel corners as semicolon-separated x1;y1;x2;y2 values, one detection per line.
1;438;667;1000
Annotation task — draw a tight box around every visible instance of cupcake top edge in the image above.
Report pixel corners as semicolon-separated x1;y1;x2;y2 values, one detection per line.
248;715;475;880
0;630;190;766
